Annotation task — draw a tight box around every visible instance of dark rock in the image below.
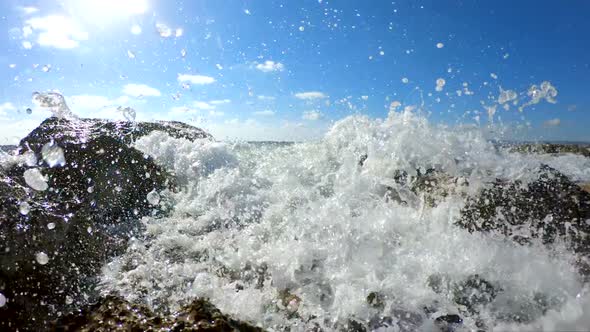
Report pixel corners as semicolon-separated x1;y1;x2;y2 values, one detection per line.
366;291;386;310
434;314;463;332
52;295;263;331
457;165;590;276
452;275;498;314
19;117;211;152
507;143;590;158
0;117;211;330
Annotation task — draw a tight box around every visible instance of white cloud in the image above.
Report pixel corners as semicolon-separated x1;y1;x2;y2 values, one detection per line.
543;118;561;127
122;83;161;97
18;6;39;15
23;15;88;49
257;95;276;101
209;99;231;105
201;118;328;142
255;60;285;73
253;110;275;116
295;91;328;100
0;102;16;117
169;106;198;117
177;74;216;85
209;110;224;117
193;101;215;110
302;110;322;120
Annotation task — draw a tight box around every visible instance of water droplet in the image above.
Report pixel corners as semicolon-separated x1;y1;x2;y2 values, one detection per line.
244;9;251;15
436;42;444;49
25;108;32;114
401;77;409;84
23;168;48;191
156;23;172;38
180;48;187;57
490;73;498;80
35;252;49;265
65;295;73;304
47;222;55;230
175;28;183;37
19;202;30;215
299;26;305;32
0;293;6;307
147;190;160;205
379;50;385;56
435;78;446;92
115;186;122;192
117;106;136;122
216;64;223;70
41;142;66;167
87;227;93;234
131;24;142;35
127;50;136;59
9;64;16;68
42;64;51;72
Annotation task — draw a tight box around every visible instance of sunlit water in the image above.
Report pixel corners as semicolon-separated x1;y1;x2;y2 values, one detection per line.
93;109;590;331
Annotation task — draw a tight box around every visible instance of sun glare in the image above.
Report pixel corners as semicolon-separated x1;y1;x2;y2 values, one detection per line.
64;0;149;26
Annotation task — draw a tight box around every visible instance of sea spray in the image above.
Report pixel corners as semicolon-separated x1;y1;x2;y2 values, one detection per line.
100;109;590;331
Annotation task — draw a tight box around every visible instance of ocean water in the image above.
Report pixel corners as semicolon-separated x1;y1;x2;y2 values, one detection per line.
96;109;590;331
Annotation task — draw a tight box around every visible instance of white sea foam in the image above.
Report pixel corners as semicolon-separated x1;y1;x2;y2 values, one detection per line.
100;109;590;331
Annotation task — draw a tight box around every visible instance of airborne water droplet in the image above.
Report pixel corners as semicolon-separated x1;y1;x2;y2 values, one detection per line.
35;252;49;265
47;222;56;230
23;168;48;191
127;50;136;59
42;64;51;72
181;48;187;57
435;78;446;92
156;23;172;38
147;190;160;205
41;142;66;167
25;108;32;114
19;201;30;215
0;293;5;307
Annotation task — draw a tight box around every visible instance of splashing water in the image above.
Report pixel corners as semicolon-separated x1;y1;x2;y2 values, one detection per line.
100;109;590;331
117;106;137;122
32;91;76;119
23;168;48;191
41;141;66;167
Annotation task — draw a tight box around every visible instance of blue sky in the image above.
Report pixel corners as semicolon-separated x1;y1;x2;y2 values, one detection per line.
1;0;589;143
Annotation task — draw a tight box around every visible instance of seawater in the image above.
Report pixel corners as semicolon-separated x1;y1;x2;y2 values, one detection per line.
99;110;590;331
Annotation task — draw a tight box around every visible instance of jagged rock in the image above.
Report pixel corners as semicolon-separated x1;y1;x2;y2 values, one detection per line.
457;165;590;276
52;295;263;331
506;143;590;158
452;275;498;314
434;314;463;332
366;291;386;310
0;117;211;331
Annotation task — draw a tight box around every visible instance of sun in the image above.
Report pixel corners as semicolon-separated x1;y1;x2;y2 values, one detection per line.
63;0;149;26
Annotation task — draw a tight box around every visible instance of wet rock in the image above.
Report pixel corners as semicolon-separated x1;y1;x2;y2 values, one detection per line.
0;117;211;330
452;275;498;314
506;142;590;158
366;291;386;310
52;295;262;331
434;314;463;332
457;165;590;275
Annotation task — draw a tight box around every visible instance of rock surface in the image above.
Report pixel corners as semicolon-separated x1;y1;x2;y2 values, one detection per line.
505;142;590;157
457;165;590;276
53;295;263;332
0;117;211;331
